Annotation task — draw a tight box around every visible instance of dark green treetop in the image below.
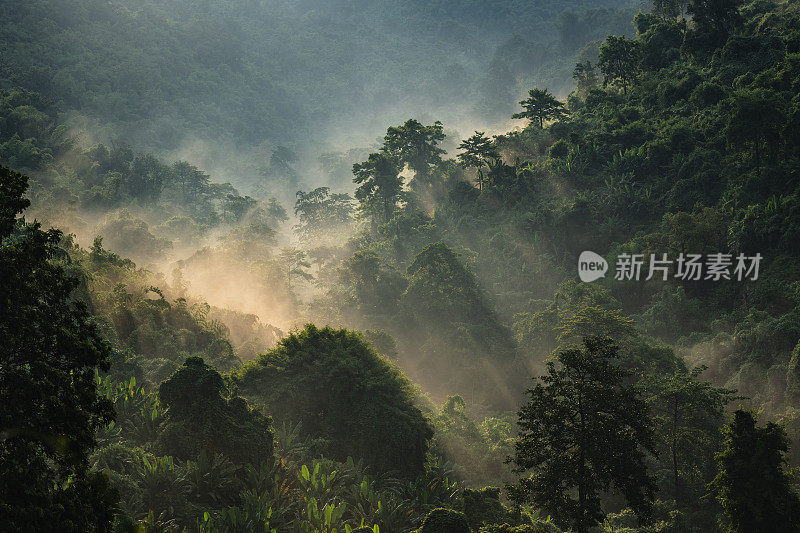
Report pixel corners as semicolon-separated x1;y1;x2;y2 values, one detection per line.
235;324;433;477
0;165;117;531
158;356;273;467
510;337;656;533
598;35;640;94
353;151;403;225
686;0;743;52
457;131;499;191
512;88;569;128
383;118;446;189
294;186;355;243
713;410;800;532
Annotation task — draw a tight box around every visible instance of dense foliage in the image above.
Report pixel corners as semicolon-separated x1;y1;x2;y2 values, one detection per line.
0;166;116;531
4;0;800;531
237;325;433;478
511;337;656;532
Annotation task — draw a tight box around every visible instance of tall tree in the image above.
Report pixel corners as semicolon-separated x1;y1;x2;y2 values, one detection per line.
294;186;354;243
382;118;446;191
457;131;499;191
644;366;735;505
598;36;640;94
510;337;656;533
0;165;117;531
572;62;599;99
713;410;800;532
352;152;403;225
512;88;569;128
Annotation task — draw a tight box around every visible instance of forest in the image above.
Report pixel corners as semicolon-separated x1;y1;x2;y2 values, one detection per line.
2;0;800;531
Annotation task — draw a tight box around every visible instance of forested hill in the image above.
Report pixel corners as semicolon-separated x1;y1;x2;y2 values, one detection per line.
5;0;800;532
0;0;636;155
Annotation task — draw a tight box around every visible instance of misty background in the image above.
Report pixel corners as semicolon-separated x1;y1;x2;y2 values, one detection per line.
1;0;639;198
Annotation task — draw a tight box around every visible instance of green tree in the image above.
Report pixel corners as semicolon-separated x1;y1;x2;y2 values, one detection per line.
0;165;117;531
236;324;433;477
352;151;403;224
511;337;656;533
686;0;742;51
169;160;211;205
644;366;735;505
572;62;598;99
127;153;165;203
221;193;258;223
403;243;516;361
294;186;354;243
713;410;800;532
598;36;640;94
457;131;499;191
512;88;569;128
383;118;446;189
158;357;274;468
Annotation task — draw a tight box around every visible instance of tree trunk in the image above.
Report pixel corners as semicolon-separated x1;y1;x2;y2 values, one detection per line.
672;397;681;504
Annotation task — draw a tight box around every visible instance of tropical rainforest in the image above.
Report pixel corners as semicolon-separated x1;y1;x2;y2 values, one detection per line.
2;0;800;531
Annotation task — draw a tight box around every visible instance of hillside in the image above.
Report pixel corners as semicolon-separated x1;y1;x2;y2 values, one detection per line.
0;0;636;156
3;0;800;531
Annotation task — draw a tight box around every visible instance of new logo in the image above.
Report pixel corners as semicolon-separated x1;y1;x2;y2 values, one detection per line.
578;251;608;282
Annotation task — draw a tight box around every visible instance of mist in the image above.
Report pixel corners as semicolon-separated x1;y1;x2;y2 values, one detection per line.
12;0;799;530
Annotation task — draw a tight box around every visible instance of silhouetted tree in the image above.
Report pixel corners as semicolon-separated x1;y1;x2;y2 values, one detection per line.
512;88;569;128
158;356;273;467
713;410;800;532
598;36;640;94
457;131;499;190
0;165;117;531
511;337;656;533
382;118;446;192
352;152;403;224
236;325;432;477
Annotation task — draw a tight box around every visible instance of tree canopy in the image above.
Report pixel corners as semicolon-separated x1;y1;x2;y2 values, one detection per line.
713;410;800;532
0;165;117;531
158;356;274;467
511;88;569;128
236;324;433;477
511;337;656;533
